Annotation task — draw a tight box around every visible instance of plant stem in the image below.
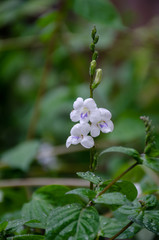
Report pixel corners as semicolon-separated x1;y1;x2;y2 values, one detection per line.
109;221;134;240
89;146;96;190
96;161;138;197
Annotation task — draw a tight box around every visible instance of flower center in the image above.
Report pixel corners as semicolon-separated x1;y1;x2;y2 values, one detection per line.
98;121;108;129
80;107;89;120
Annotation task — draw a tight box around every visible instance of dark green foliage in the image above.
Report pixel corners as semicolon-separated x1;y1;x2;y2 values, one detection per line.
46;204;99;240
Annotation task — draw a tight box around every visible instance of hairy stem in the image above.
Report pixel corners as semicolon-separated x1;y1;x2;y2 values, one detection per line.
109;221;134;240
96;162;138;197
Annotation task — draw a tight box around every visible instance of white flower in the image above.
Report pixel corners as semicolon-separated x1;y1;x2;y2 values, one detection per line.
66;123;94;149
90;108;114;137
70;97;97;123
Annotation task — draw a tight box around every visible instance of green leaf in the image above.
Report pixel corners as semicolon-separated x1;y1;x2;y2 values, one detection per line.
7;235;45;240
1;141;40;171
140;154;159;172
100;146;141;162
129;210;159;234
72;0;122;28
99;216;141;239
117;196;159;234
34;185;84;206
6;219;27;231
46;204;99;240
66;188;96;202
139;195;158;209
0;221;8;231
95;192;129;205
77;171;103;185
98;180;138;201
21;198;53;229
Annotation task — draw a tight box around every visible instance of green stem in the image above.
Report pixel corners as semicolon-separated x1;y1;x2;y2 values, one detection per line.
96;161;138;197
109;221;134;240
89;146;96;190
90;75;94;98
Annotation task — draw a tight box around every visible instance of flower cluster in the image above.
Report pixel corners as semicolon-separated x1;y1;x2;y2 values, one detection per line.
66;97;114;149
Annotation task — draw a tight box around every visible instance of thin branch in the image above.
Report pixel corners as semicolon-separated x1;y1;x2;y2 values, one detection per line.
96;162;138;198
0;178;89;188
109;221;134;240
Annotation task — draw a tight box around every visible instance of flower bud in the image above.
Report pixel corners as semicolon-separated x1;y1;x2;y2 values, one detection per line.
90;43;95;52
92;51;98;60
91;26;97;40
93;35;99;44
89;60;96;76
92;68;102;89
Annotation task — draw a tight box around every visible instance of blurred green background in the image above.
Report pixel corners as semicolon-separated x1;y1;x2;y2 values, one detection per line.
0;1;159;238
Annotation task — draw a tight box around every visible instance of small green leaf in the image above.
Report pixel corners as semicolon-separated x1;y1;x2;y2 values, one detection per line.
7;235;45;240
140;154;159;172
0;221;8;231
66;188;96;202
46;204;99;240
1;141;40;171
100;146;141;162
99;216;141;239
6;219;27;231
98;180;138;201
77;171;103;185
139;195;158;209
95;192;129;205
21;198;53;229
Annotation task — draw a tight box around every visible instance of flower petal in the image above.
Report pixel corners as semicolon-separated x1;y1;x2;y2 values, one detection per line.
99;120;114;133
90;124;100;137
66;136;72;148
70;123;81;136
71;136;81;145
89;109;101;123
80;123;90;136
70;110;80;122
84;98;97;110
73;97;84;110
99;108;112;120
81;136;94;148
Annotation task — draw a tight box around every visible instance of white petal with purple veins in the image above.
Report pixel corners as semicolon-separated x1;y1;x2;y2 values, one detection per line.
81;136;94;148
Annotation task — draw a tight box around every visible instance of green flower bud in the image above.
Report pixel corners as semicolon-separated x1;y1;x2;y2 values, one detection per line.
92;51;98;60
93;35;99;44
92;68;102;89
89;60;96;76
91;26;97;40
90;43;95;52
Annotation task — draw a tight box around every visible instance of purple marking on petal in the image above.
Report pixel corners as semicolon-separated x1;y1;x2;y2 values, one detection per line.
99;122;108;128
81;112;88;119
72;136;80;140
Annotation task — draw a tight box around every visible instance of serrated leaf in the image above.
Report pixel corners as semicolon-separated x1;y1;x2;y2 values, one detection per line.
100;146;141;162
139;195;158;209
46;204;99;240
95;192;129;205
140;154;159;172
98;180;138;201
6;219;27;231
1;141;40;171
7;235;45;240
34;185;84;206
129;211;159;234
72;0;123;28
77;171;103;185
21;198;53;229
99;216;141;239
66;188;96;202
0;221;8;231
